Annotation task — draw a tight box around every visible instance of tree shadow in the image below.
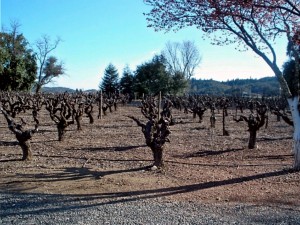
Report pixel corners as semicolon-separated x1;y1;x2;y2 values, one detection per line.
191;126;207;130
8;165;152;183
230;135;292;143
65;145;147;152
0;158;23;162
183;147;244;158
257;136;292;142
114;145;147;152
0;141;19;146
96;124;137;129
251;154;293;160
36;153;152;164
1;168;298;218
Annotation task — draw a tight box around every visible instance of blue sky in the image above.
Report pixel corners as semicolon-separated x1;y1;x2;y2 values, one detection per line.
1;0;288;90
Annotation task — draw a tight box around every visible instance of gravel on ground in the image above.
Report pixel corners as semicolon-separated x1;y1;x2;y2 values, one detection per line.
1;192;300;225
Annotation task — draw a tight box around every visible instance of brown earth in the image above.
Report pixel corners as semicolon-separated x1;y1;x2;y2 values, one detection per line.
0;103;299;207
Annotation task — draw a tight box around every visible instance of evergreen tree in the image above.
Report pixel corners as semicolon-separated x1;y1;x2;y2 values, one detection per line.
120;65;134;99
134;55;171;97
282;41;300;97
0;23;37;91
283;60;298;96
99;63;119;96
170;71;188;95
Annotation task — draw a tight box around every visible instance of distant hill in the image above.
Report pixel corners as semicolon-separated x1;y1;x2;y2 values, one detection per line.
190;76;281;96
42;76;280;96
42;87;98;93
42;87;75;93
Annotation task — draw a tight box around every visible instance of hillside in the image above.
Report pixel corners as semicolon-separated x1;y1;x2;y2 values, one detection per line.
42;87;98;93
190;76;280;96
42;76;281;96
42;87;76;93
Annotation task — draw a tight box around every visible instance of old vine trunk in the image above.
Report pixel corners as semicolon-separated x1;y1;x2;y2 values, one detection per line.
287;97;300;170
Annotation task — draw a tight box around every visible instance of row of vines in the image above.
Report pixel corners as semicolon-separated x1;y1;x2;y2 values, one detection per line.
0;91;294;169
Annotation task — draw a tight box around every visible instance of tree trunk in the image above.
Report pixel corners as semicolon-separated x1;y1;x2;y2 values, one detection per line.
15;133;33;160
210;114;216;128
75;115;82;131
19;141;32;161
87;114;94;124
57;123;67;141
277;114;281;122
287;97;300;170
57;126;65;141
198;112;203;123
248;129;257;149
151;146;164;167
99;91;103;119
85;107;94;124
222;108;229;136
35;84;42;94
15;132;34;161
294;139;300;171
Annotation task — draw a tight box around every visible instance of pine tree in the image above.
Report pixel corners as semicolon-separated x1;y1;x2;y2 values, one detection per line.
99;63;119;96
120;66;134;99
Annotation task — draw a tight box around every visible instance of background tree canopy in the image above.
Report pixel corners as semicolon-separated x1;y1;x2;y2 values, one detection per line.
119;54;188;98
104;54;279;98
119;66;135;99
0;24;37;91
0;23;65;92
134;55;171;97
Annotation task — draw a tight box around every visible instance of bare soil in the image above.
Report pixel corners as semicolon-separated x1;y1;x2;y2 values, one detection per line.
0;104;299;207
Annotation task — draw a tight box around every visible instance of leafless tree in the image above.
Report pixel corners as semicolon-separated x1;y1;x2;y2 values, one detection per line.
162;40;202;80
35;35;65;93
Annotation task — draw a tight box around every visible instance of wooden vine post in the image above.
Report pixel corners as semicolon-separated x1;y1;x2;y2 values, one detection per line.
98;90;103;119
100;90;103;119
158;91;161;121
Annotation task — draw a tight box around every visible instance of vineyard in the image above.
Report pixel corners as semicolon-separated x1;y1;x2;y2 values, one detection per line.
0;92;299;206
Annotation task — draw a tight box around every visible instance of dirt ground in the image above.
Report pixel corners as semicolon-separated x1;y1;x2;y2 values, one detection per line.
0;103;299;207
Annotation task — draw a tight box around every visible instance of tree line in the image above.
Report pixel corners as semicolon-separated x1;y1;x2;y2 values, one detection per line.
99;55;188;100
99;40;202;99
1;21;202;97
